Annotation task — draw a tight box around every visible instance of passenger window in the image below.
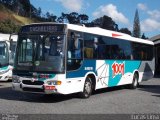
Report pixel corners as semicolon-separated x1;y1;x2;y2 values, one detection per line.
67;31;83;71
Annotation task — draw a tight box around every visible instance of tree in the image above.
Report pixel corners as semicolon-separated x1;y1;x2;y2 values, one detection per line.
119;28;131;35
57;12;88;24
133;9;141;38
67;12;79;24
19;0;30;16
89;15;118;31
46;12;50;19
141;33;148;39
37;7;42;17
78;14;89;24
49;14;57;22
0;19;20;33
57;12;68;23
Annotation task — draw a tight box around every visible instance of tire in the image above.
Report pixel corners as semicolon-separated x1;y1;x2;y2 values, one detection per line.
79;77;92;98
129;73;138;89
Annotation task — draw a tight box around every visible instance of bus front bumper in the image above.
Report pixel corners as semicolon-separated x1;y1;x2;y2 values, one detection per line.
0;70;12;81
12;83;59;94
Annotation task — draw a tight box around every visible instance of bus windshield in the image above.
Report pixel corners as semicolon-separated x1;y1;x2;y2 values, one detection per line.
15;34;65;73
0;42;8;67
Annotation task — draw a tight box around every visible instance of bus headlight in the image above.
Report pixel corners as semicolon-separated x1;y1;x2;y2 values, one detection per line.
0;69;10;74
12;75;21;83
47;81;62;85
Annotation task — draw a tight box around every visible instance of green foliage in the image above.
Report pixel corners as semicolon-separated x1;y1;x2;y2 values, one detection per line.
119;28;131;35
0;3;6;11
86;15;118;31
57;12;89;24
141;33;148;39
133;9;141;38
0;1;134;35
0;19;20;33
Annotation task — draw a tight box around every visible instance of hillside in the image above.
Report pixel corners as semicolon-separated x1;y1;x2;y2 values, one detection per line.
0;4;36;33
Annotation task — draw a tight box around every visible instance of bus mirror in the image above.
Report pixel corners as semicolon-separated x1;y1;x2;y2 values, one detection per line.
10;39;13;50
9;33;16;51
9;52;14;65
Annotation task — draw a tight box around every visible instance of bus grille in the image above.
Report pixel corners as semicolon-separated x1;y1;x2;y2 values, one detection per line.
23;87;44;92
22;80;44;85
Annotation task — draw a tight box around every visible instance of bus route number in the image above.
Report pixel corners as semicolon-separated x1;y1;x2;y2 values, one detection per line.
112;62;125;78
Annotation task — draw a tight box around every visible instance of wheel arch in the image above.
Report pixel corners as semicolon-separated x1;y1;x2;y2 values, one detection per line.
133;70;139;82
84;72;97;91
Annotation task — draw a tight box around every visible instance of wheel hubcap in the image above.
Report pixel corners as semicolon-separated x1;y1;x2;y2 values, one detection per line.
85;82;91;95
134;78;138;87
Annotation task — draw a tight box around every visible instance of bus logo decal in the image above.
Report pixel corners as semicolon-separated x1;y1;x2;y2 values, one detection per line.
112;61;125;78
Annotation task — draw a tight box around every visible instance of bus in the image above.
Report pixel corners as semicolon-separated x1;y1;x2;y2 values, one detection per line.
150;35;160;75
12;23;155;98
0;34;17;81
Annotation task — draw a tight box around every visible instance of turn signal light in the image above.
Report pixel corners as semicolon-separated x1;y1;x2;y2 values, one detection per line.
47;81;62;85
57;81;62;85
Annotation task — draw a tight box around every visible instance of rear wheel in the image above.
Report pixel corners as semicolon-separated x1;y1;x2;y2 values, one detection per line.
79;77;92;98
129;73;138;89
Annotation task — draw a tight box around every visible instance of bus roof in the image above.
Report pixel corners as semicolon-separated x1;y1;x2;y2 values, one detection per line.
21;22;154;45
67;24;154;45
0;33;10;41
0;33;17;42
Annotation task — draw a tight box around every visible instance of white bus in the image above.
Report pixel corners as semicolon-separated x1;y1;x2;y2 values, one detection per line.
0;33;17;81
12;23;154;98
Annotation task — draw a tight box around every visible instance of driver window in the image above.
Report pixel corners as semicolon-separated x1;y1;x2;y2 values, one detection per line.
67;31;83;71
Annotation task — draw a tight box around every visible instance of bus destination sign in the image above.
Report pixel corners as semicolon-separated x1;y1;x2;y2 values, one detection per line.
20;24;64;33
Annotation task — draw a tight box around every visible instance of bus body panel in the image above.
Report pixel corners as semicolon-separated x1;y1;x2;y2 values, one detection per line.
0;34;17;81
12;73;85;94
0;65;12;81
13;59;154;94
12;23;155;95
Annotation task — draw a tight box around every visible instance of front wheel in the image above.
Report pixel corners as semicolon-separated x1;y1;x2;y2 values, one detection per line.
129;74;138;89
79;77;92;98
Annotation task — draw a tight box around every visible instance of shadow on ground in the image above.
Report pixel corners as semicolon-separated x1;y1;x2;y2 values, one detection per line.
138;84;160;97
0;86;79;103
154;75;160;78
0;84;127;103
0;78;159;103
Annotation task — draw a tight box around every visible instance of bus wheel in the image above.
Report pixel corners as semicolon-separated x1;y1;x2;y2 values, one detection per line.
129;73;138;89
79;77;92;98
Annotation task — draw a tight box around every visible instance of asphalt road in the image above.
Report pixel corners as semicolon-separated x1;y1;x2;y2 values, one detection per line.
0;77;160;114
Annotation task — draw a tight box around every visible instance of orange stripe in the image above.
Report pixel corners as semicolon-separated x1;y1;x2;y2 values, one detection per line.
112;33;122;37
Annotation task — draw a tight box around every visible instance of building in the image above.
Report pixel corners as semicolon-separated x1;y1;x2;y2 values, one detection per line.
150;34;160;75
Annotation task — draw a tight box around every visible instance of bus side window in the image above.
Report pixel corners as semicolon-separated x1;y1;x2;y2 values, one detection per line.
67;32;83;71
74;38;82;58
68;32;82;59
84;47;93;59
67;32;75;59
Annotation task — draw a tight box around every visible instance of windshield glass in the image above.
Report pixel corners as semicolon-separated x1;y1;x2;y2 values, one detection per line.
16;34;65;73
0;42;9;66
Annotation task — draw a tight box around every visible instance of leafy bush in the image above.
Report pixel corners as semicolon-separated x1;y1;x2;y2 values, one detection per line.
0;19;20;33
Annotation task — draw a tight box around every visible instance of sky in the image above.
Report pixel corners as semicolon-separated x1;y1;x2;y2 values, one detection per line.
30;0;160;38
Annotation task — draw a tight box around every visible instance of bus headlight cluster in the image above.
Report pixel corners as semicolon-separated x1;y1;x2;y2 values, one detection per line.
12;75;21;83
47;81;61;85
0;69;10;75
